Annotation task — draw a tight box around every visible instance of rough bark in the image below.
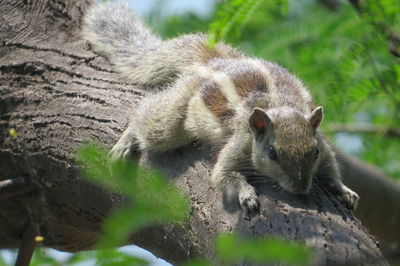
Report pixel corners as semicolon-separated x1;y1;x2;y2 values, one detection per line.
0;0;394;265
337;151;400;261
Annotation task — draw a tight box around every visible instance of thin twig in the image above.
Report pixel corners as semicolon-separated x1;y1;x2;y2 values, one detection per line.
0;176;36;199
15;221;37;266
327;123;400;138
0;176;26;189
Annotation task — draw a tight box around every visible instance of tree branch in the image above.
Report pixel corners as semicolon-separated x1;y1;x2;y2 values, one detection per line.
0;0;391;265
15;222;37;266
327;123;400;138
336;150;400;260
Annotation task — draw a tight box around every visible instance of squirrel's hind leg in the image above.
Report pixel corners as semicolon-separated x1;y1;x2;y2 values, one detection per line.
111;78;198;159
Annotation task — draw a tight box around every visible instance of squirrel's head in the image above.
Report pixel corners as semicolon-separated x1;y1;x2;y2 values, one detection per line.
249;106;323;194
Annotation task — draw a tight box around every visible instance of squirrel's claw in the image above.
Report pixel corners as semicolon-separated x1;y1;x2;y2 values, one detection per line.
337;186;359;211
239;185;260;218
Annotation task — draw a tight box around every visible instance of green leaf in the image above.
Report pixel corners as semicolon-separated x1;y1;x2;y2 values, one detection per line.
208;0;267;47
96;249;148;266
75;143;189;249
67;250;96;264
277;0;289;15
216;234;312;265
30;249;60;266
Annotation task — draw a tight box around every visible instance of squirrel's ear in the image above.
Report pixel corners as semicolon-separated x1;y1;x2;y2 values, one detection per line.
309;106;324;129
249;108;271;137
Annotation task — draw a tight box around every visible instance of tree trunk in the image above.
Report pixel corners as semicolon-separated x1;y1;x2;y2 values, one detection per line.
0;0;395;265
337;151;400;261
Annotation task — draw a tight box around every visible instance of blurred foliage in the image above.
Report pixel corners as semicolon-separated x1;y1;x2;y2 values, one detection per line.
75;144;189;248
207;0;270;46
72;143;189;264
185;234;312;266
215;234;311;265
0;143;189;266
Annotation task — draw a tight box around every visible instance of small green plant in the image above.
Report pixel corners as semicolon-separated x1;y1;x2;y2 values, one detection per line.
208;0;265;47
185;234;312;266
207;0;289;47
216;233;312;265
72;143;189;264
76;144;189;248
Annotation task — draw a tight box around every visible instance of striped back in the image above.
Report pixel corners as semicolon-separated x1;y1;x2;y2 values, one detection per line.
194;58;313;123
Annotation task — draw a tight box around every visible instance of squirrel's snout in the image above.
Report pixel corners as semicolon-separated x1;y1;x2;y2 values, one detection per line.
291;185;310;195
291;174;312;194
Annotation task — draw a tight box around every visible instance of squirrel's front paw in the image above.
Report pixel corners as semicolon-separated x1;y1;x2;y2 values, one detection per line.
109;143;132;161
238;184;260;217
338;186;359;211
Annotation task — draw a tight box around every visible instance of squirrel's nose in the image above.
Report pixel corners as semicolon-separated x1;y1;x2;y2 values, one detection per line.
293;174;312;194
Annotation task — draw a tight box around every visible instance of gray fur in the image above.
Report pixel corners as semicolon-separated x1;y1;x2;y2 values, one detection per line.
84;2;359;215
82;2;240;86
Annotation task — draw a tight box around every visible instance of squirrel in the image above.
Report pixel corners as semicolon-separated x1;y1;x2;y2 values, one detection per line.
82;2;359;215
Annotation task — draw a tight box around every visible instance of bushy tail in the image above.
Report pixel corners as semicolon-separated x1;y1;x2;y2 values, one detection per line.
82;2;240;86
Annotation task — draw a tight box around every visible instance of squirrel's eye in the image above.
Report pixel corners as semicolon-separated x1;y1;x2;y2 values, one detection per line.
314;147;320;160
268;145;278;161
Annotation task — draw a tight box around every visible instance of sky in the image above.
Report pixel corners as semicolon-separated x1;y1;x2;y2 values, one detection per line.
128;0;214;17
